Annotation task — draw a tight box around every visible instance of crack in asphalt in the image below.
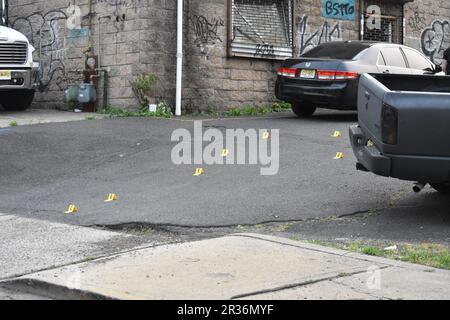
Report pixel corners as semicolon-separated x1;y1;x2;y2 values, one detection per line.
89;219;306;232
88;207;386;233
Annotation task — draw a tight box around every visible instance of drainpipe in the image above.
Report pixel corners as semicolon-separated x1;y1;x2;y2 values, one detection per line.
1;0;7;26
98;16;111;69
175;0;183;116
5;0;7;26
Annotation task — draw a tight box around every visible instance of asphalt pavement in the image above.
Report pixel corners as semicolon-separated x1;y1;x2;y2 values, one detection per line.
0;110;448;243
1;109;450;300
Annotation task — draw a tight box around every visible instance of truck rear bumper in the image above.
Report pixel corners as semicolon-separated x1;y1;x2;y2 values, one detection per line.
0;69;36;90
350;125;450;183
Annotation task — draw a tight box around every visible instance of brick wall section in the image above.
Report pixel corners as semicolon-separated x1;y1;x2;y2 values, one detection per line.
404;0;450;65
183;0;280;111
294;0;360;56
8;0;450;111
9;0;177;110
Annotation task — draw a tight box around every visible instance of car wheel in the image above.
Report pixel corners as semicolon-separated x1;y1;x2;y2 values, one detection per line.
431;183;450;195
292;102;317;118
1;90;34;111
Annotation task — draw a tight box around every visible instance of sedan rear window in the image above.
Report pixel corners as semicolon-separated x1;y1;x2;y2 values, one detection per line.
301;42;371;60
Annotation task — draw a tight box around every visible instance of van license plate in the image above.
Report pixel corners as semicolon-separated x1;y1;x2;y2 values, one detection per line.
0;71;11;80
300;69;316;79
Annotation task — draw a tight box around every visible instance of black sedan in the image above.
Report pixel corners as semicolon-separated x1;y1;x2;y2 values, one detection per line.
275;41;443;117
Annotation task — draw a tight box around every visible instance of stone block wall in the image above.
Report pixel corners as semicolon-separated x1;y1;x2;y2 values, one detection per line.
9;0;178;110
405;0;450;65
8;0;450;112
294;0;360;56
183;0;280;112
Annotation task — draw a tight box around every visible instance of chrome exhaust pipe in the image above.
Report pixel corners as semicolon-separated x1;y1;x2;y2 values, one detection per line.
413;182;427;193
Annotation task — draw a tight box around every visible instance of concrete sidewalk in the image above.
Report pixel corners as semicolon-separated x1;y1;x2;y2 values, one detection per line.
0;109;103;128
6;234;450;300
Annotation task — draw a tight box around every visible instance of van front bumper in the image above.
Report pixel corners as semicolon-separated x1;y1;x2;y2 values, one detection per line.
0;68;37;90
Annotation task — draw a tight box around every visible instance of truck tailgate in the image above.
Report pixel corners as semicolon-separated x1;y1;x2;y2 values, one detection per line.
358;75;450;157
384;92;450;157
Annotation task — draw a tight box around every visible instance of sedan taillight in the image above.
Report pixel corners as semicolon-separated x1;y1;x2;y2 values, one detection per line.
316;70;359;80
317;70;335;80
335;71;359;80
277;67;297;78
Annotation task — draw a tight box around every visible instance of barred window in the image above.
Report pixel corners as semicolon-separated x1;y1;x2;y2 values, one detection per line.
229;0;293;60
362;0;404;44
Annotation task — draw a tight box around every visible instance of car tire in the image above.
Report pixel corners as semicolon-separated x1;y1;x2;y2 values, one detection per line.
1;90;34;111
431;183;450;195
292;102;317;118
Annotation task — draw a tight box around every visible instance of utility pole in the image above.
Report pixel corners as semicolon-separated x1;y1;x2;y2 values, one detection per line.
175;0;183;117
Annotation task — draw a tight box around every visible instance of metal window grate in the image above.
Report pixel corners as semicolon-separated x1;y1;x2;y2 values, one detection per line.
362;0;404;44
230;0;293;59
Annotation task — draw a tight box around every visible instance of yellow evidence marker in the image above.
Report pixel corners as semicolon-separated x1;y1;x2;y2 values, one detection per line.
262;132;270;140
105;194;118;202
332;131;342;138
65;204;79;214
334;152;345;160
221;149;230;157
193;168;205;176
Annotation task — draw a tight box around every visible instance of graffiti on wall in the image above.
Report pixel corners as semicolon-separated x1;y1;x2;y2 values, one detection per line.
421;20;450;64
12;10;74;92
92;0;145;13
297;16;342;55
254;44;275;58
323;0;356;21
408;12;427;33
190;15;224;55
10;0;137;92
93;0;141;33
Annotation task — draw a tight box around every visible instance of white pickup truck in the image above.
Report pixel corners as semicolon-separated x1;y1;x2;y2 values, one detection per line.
0;1;38;111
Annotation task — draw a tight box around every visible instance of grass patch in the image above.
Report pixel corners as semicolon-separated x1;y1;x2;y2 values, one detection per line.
361;246;384;257
227;108;242;117
99;103;173;119
242;106;259;116
85;116;96;120
224;102;291;117
313;240;450;270
98;102;291;119
9;121;18;127
399;244;450;269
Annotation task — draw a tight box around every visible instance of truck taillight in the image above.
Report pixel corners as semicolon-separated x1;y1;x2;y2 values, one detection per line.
381;104;398;145
277;67;297;78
